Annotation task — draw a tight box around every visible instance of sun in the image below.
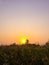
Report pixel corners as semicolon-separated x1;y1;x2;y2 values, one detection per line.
21;39;26;44
20;37;27;45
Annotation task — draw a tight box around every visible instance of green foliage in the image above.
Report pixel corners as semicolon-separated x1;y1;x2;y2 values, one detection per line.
0;44;49;65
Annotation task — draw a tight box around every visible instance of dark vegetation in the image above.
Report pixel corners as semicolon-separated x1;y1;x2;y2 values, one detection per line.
0;41;49;65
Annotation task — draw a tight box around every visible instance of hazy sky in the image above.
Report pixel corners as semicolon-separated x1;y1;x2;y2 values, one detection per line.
0;0;49;45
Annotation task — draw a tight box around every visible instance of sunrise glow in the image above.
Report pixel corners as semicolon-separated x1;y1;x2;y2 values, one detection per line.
20;37;27;45
0;0;49;45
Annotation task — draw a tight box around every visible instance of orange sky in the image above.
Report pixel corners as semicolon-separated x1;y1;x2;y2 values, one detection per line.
0;0;49;45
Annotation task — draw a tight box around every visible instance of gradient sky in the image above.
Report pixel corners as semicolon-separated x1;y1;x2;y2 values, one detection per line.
0;0;49;45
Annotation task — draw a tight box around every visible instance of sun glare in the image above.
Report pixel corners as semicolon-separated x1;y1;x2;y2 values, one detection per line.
20;37;27;45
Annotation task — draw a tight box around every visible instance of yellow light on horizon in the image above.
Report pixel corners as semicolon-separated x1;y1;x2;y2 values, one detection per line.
20;37;27;45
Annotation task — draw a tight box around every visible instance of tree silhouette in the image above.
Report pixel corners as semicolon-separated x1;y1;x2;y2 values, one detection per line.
26;39;29;44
